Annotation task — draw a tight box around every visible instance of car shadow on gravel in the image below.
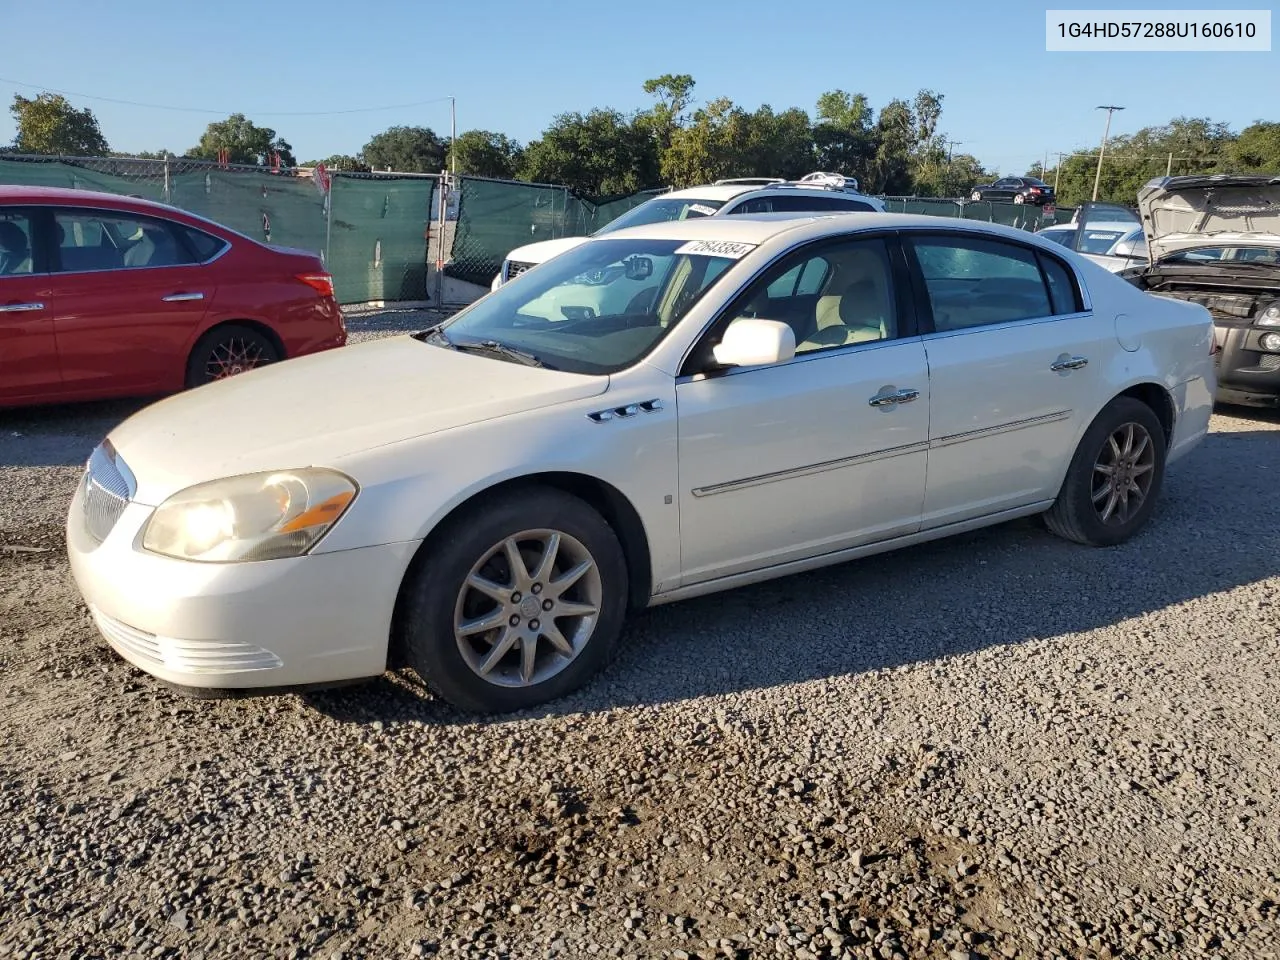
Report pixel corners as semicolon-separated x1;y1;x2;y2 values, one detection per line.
305;429;1280;727
1;399;148;467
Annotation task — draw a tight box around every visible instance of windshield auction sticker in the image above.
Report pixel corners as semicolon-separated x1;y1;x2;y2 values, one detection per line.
673;240;758;258
1045;9;1271;50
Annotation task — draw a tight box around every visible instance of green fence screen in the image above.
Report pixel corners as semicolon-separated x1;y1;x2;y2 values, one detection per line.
0;156;435;304
880;196;1077;228
445;177;663;287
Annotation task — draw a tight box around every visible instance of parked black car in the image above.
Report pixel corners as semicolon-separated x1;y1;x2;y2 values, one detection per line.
1123;175;1280;407
969;177;1056;205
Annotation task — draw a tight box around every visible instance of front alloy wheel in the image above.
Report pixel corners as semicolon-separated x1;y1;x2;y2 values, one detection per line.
454;530;602;688
399;487;628;713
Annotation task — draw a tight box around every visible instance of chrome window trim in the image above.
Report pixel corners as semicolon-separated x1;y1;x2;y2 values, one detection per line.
916;310;1095;342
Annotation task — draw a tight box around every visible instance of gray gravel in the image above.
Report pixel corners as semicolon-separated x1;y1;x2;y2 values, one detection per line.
1;312;1278;959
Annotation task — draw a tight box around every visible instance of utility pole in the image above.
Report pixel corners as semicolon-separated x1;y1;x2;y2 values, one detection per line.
449;96;457;176
1092;105;1124;201
1167;152;1173;177
1052;151;1068;192
942;138;963;162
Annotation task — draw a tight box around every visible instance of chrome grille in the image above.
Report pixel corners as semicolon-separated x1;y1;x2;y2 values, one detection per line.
81;442;135;544
504;260;535;282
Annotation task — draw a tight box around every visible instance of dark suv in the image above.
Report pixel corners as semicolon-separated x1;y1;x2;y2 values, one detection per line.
969;177;1056;206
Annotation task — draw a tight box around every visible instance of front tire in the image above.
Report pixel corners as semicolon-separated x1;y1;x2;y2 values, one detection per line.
1013;193;1026;204
399;487;629;713
1044;397;1167;547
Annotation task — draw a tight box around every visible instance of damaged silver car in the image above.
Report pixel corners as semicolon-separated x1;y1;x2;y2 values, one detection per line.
1123;175;1280;407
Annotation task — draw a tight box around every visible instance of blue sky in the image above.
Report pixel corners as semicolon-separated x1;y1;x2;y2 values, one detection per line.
1;0;1274;177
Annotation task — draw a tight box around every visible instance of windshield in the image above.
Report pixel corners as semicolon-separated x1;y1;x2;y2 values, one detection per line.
435;237;744;374
596;197;726;235
1077;229;1128;254
1039;228;1076;247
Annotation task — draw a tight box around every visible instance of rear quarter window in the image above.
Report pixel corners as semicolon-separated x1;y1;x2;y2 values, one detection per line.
180;225;229;262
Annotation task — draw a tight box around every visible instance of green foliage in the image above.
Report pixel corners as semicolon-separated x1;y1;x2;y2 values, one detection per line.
313;154;370;173
187;114;295;167
360;126;445;173
10;93;109;156
447;130;523;179
519;109;658;197
1229;122;1280;172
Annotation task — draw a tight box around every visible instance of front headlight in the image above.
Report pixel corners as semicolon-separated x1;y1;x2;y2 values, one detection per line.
142;468;357;563
1257;303;1280;327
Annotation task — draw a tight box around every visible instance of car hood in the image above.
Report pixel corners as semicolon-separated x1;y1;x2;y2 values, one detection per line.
107;336;608;505
1138;175;1280;262
502;235;590;267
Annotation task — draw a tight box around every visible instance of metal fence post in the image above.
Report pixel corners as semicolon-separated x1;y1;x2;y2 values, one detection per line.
163;156;171;205
325;176;333;268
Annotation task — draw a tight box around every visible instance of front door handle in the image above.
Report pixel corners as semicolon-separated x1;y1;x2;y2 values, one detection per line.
868;387;921;407
161;292;204;302
0;302;44;313
1050;355;1089;372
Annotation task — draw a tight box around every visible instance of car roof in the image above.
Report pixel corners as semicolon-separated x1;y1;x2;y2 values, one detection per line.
0;184;182;215
664;183;877;203
602;211;1069;247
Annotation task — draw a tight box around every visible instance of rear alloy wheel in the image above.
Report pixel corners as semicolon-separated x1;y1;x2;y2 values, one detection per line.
1044;397;1167;546
970;191;982;202
399;487;628;713
185;324;280;388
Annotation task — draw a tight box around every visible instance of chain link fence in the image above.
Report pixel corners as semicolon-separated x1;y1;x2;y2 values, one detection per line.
444;178;664;288
880;196;1077;229
0;154;437;305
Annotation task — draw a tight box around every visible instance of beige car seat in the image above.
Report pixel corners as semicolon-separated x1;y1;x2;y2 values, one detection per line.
799;250;893;351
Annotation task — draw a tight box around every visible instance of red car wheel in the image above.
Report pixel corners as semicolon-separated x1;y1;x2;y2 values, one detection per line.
185;324;281;388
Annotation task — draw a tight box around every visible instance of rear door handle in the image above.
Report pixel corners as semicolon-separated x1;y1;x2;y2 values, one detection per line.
161;292;204;302
1050;355;1089;371
868;387;921;407
0;302;44;313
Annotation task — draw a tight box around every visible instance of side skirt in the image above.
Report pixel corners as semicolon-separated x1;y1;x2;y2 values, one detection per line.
648;501;1056;607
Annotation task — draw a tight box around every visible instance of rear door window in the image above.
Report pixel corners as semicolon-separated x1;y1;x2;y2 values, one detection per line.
53;209;197;273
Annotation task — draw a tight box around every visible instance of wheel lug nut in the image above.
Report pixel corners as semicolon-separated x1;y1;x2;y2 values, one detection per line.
542;599;553;611
531;583;542;595
509;614;520;627
511;591;522;603
529;619;540;631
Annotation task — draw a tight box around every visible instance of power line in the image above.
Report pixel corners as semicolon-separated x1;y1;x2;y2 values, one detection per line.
0;76;455;117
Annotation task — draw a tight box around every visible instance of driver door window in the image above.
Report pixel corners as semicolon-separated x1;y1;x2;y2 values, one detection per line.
736;237;899;353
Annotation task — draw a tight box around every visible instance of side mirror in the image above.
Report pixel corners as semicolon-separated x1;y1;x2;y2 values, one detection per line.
625;256;653;281
711;318;796;368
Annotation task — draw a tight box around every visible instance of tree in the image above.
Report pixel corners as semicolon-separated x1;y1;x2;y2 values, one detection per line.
187;114;295;166
661;97;754;186
10;93;109;156
361;125;446;173
743;106;813;179
868;98;915;195
313;154;369;172
520;109;658;196
447;130;522;179
639;73;696;155
812;90;875;178
1230;121;1280;172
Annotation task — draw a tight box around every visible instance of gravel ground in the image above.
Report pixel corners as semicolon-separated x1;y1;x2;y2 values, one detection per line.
1;311;1278;959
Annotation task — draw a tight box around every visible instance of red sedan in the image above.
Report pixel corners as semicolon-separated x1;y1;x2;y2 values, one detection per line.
0;185;346;408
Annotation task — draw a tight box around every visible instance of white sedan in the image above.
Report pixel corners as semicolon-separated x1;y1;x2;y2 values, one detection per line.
68;213;1217;713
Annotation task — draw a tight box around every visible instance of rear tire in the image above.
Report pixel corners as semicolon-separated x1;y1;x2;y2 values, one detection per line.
398;487;629;714
1044;397;1167;547
1013;193;1026;204
185;324;280;388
